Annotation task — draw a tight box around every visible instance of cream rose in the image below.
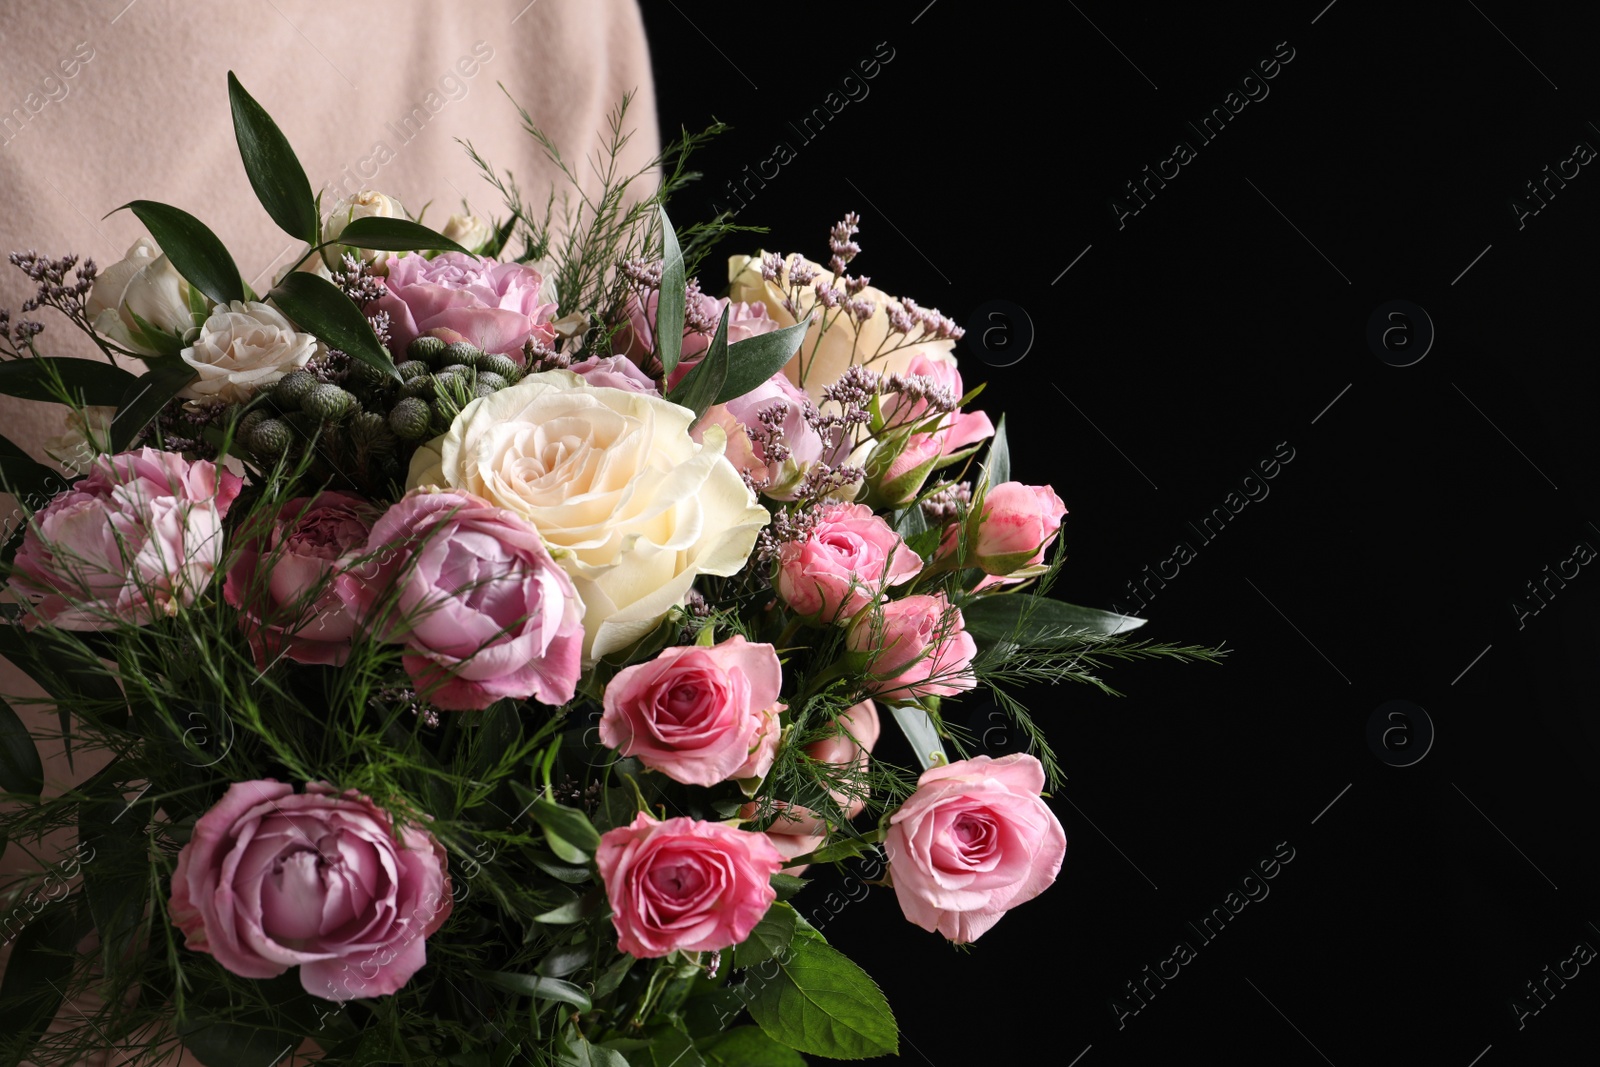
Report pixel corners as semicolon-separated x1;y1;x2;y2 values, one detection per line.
179;300;318;403
406;371;770;661
441;213;496;254
321;189;409;266
87;237;202;355
728;251;957;404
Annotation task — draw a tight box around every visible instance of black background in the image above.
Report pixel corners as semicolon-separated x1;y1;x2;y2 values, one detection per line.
643;2;1600;1063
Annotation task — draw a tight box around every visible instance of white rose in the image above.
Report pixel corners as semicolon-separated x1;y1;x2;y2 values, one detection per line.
87;237;203;355
179;300;318;404
406;371;770;661
727;252;956;404
441;213;496;254
321;189;408;266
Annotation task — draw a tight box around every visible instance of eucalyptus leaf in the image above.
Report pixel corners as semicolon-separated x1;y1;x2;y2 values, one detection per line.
961;593;1146;642
666;304;728;420
714;319;810;404
114;200;243;306
475;970;593;1012
335;216;471;255
744;921;897;1059
269;271;399;381
227;71;318;243
109;358;197;452
0;357;138;406
0;695;43;797
656;208;686;377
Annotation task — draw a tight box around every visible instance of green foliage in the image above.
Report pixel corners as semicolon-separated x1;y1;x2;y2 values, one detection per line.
227;72;318;244
743;920;897;1060
113;201;243;306
268;272;399;382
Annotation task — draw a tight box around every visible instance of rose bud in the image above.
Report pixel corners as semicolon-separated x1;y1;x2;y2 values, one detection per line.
967;481;1068;575
884;754;1066;943
775;503;922;624
845;592;977;699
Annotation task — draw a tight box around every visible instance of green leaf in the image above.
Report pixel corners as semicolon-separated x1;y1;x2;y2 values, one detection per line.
109;358;197;452
983;413;1010;488
474;970;593;1012
79;785;149;973
0;695;43;797
128;309;188;358
114;200;243;306
227;72;318;244
656;208;686;378
175;1015;302;1067
703;1028;807;1067
666;304;728;420
533;896;589;924
0;895;93;1065
0;434;65;502
335;216;471;256
894;502;930;538
0;358;138;406
645;1024;705;1067
527;797;602;853
560;1030;632;1067
730;902;798;970
961;593;1146;642
769;873;808;902
535;943;592;978
593;953;636;999
745;921;897;1059
716;319;810;404
269;270;399;381
903;526;943;561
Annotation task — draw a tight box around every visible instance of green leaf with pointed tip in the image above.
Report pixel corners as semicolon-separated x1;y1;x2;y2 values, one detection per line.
0;695;42;797
175;1015;302;1067
730;902;798;970
667;304;728;420
744;919;897;1059
227;71;318;244
0;357;138;406
0;433;64;503
962;593;1146;643
702;1029;807;1067
335;216;471;255
109;358;197;452
474;970;593;1012
769;873;808;901
0;895;93;1064
715;318;809;404
656;208;686;377
269;271;399;382
114;201;243;306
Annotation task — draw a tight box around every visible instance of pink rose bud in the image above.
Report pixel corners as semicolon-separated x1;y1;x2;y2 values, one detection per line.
371;252;557;362
775;503;922;623
751;699;882;874
356;489;584;711
871;430;947;507
596;812;785;957
971;481;1068;575
600;635;783;786
884;754;1066;943
846;592;977;699
223;491;379;667
10;447;241;629
168;780;452;1000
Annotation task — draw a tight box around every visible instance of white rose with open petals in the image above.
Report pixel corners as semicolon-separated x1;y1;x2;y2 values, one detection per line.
406;371;770;661
87;237;203;356
179;301;318;404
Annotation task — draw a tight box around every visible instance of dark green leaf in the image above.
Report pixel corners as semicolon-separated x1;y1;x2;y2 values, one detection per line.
79;785;148;974
702;1028;807;1067
270;271;399;381
666;304;728;421
962;593;1146;642
114;201;243;306
731;902;798;970
535;943;592;978
0;895;92;1064
745;921;897;1059
593;953;636;999
0;695;42;797
560;1030;631;1067
227;72;318;243
903;526;943;561
527;797;602;853
984;413;1010;488
769;873;808;902
128;310;188;357
175;1015;302;1067
476;970;593;1012
335;216;471;255
533;897;588;924
656;208;686;377
108;358;196;452
645;1025;705;1067
0;358;138;406
716;319;809;404
895;502;930;538
0;625;127;713
0;434;65;503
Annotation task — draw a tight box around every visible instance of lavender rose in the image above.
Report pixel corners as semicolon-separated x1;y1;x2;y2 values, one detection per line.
370;252;557;362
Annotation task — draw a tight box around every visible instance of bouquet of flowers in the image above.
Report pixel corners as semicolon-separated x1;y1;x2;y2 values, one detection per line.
0;77;1221;1066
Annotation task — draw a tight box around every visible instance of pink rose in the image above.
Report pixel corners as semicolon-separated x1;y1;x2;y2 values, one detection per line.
846;592;977;699
10;448;241;629
371;252;556;362
596;812;784;958
971;482;1068;575
568;354;659;394
223;491;379;667
168;780;452;999
753;699;881;874
599;635;782;786
775;503;922;623
886;352;994;459
615;288;777;387
357;489;584;710
694;372;830;500
884;754;1066;943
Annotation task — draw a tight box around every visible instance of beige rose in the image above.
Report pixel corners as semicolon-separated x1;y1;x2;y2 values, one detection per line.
87;237;203;356
441;213;496;254
406;371;769;661
321;189;408;266
727;252;957;404
179;301;318;403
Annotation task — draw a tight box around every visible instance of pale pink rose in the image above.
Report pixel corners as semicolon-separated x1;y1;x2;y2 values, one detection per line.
10;448;241;629
355;489;584;710
371;252;556;362
775;503;922;622
884;754;1066;943
693;372;829;500
568;353;659;393
882;351;994;458
615;289;778;386
599;635;783;786
972;482;1068;574
847;592;977;698
752;699;881;874
596;812;785;957
223;491;379;667
168;780;452;999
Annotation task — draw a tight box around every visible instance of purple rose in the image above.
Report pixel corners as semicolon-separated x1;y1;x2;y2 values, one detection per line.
693;372;832;500
568;354;658;394
371;252;557;362
614;289;778;387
